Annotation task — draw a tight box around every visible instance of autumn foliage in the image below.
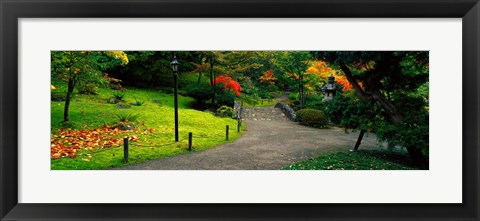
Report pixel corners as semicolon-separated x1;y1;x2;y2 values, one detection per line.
306;60;358;91
306;61;336;78
50;125;154;159
213;74;242;96
259;70;277;85
335;77;353;91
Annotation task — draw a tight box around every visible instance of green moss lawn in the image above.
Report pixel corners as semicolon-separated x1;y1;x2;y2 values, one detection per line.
282;149;419;170
51;87;244;170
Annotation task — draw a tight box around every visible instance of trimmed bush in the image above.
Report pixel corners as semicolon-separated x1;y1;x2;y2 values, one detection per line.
185;83;213;104
216;90;235;107
296;108;328;128
305;100;326;111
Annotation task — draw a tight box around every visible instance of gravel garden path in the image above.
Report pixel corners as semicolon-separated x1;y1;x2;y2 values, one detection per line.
117;96;381;170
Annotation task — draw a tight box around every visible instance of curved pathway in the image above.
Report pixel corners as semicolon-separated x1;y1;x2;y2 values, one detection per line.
117;100;382;170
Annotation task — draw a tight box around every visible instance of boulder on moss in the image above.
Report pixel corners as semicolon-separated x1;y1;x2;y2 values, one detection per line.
108;97;119;104
118;122;137;130
116;103;131;109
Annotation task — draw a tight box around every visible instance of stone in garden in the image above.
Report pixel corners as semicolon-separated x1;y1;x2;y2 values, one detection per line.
274;102;297;121
118;122;137;130
116;103;131;109
108;97;118;104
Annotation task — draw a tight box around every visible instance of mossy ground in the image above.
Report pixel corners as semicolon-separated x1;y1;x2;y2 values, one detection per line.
51;87;244;170
282;149;420;170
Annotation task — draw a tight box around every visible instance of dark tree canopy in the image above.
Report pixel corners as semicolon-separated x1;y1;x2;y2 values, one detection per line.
314;51;429;169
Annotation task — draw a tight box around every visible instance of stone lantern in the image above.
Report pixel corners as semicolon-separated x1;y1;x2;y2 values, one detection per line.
321;75;338;101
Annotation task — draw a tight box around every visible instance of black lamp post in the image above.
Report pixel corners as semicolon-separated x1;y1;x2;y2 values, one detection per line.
171;53;180;142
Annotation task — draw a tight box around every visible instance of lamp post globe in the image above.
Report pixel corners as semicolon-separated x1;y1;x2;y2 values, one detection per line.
171;54;179;72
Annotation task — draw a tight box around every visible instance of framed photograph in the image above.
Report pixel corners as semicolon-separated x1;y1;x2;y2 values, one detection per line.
1;0;478;220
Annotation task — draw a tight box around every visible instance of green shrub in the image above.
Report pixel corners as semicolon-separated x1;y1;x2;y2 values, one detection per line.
263;84;279;92
304;95;326;111
293;100;300;106
116;113;139;122
116;112;139;130
288;92;298;100
113;91;125;100
216;105;235;118
296;108;328;128
185;83;213;104
216;91;235;107
132;98;145;106
305;94;324;103
77;82;99;95
257;90;275;99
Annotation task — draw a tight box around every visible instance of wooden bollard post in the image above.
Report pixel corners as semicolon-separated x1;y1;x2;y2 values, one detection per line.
123;137;129;163
188;132;193;151
226;125;229;140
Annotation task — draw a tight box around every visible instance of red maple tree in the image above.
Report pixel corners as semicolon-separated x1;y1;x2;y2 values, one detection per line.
213;74;242;96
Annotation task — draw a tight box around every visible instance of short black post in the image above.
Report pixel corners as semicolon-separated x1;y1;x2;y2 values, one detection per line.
226;125;229;140
188;132;193;151
123;137;129;163
237;120;241;133
261;99;264;105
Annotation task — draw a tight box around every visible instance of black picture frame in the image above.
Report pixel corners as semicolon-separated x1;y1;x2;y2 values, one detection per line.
1;0;479;220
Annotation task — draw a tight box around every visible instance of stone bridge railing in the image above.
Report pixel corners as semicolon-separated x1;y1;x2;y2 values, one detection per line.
274;102;297;122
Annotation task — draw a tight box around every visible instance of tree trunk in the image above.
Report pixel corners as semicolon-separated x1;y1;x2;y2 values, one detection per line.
298;75;304;109
339;61;427;168
300;75;305;109
353;130;366;150
406;146;429;169
197;72;203;84
210;60;215;105
63;78;75;122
